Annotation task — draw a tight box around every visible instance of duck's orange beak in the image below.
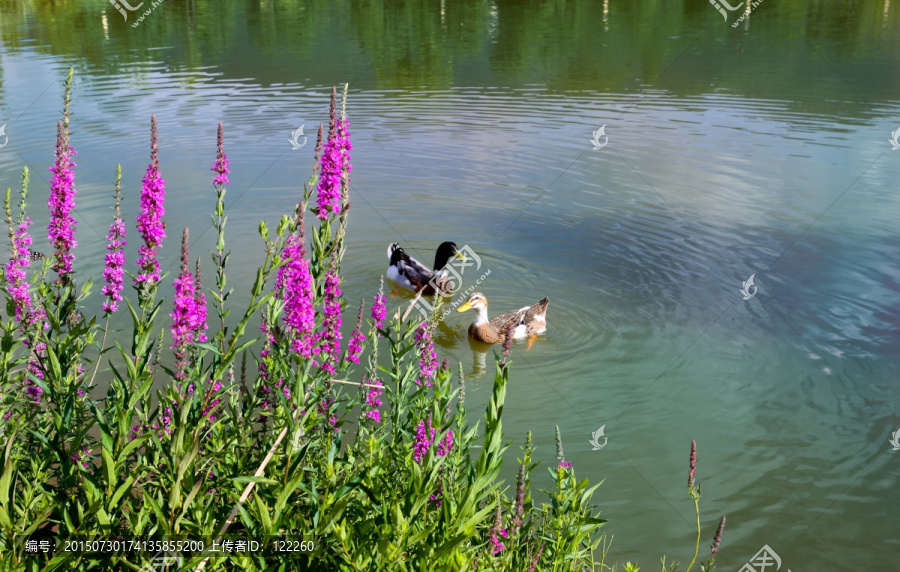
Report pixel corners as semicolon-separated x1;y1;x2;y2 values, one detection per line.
457;301;473;312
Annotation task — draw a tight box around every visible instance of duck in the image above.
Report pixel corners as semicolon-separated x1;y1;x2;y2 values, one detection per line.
386;241;464;296
456;292;549;345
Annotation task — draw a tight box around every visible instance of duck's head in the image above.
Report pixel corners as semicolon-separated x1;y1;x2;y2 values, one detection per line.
457;292;488;313
433;241;466;270
388;243;404;264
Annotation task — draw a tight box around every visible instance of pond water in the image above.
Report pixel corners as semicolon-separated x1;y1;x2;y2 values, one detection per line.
1;0;898;567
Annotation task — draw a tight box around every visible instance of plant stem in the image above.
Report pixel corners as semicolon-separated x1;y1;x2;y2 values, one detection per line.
686;497;700;572
85;316;109;388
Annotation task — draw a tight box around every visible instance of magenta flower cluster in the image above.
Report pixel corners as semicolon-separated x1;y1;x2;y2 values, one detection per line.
170;230;208;380
371;276;387;330
315;118;352;220
346;302;365;365
316;269;343;374
149;406;173;438
202;379;223;421
70;445;91;469
101;215;126;314
47;121;78;280
489;528;508;556
135;115;166;285
5;218;36;323
210;122;230;186
318;397;338;429
489;506;508;555
412;418;454;463
414;321;438;386
346;329;364;364
364;377;383;424
277;234;315;358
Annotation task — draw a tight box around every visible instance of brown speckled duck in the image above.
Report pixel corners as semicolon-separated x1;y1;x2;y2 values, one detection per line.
457;292;549;345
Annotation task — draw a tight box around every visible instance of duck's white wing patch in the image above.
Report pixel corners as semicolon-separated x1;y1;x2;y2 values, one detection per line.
386;265;415;291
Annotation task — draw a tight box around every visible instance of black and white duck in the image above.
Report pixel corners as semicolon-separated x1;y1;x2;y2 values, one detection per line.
386;241;465;297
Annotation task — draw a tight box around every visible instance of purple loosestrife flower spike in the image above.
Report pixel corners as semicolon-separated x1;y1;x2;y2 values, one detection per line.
193;257;208;343
5;188;34;324
317;268;343;374
311;124;325;179
555;425;568;466
526;543;544;572
101;167;126;314
48;120;78;283
513;462;526;530
371;276;387;330
413;419;433;463
414;321;438;386
364;376;383;424
688;439;697;492
346;298;365;364
135;114;166;286
210;122;230;186
328;86;337;140
277;206;316;358
489;503;507;555
315;117;352;220
710;514;726;559
170;228;203;380
412;417;453;462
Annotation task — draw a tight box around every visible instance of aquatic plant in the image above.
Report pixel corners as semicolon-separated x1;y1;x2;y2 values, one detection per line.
0;74;725;572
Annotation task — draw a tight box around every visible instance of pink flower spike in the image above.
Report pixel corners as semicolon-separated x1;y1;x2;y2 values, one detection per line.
101;170;126;314
371;276;387;330
346;299;365;364
315;117;351;220
5;216;35;323
170;228;206;380
414;321;438;386
135;114;166;286
210;122;230;186
48;120;78;283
